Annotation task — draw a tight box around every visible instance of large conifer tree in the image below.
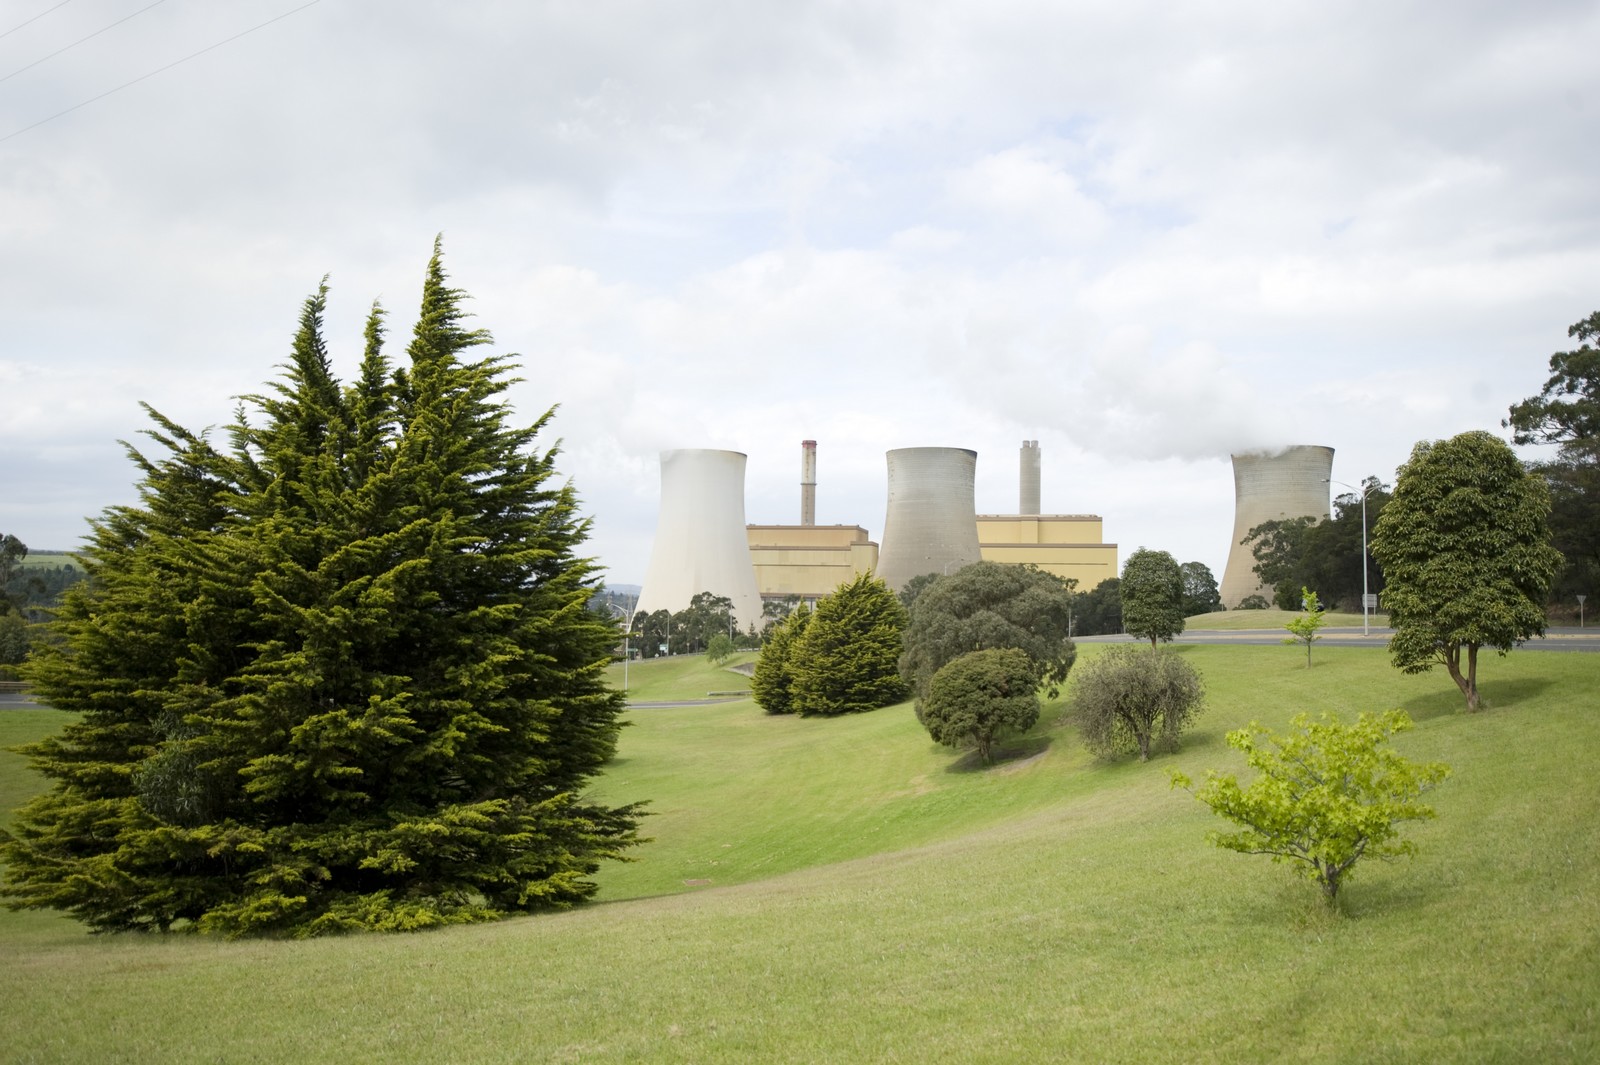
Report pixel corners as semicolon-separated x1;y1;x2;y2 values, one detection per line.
1;242;641;936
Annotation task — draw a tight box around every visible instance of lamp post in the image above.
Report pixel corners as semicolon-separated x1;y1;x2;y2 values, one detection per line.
1327;478;1381;637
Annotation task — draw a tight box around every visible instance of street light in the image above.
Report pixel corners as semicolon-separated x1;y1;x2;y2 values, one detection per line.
1326;478;1383;637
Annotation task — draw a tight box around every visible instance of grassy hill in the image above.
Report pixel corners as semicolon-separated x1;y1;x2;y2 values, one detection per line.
2;644;1596;1062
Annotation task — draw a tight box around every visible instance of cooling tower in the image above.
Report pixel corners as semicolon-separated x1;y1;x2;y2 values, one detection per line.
1218;445;1335;608
875;447;983;592
634;449;764;633
801;440;817;526
1020;440;1041;515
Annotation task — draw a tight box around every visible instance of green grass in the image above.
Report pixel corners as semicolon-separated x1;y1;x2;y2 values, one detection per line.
3;646;1597;1062
1185;608;1387;630
603;651;757;702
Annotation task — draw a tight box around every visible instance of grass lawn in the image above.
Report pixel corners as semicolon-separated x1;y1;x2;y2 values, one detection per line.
603;651;757;702
2;645;1597;1062
1184;608;1387;630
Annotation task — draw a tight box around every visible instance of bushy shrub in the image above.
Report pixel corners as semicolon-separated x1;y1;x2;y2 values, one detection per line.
1072;646;1204;761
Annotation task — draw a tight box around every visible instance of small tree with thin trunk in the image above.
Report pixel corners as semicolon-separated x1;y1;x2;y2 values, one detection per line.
1120;548;1185;648
1282;587;1325;667
1371;431;1563;711
1172;710;1450;908
1072;645;1204;761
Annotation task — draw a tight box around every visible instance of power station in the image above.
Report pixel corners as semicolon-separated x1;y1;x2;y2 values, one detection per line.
1218;445;1335;608
633;449;765;632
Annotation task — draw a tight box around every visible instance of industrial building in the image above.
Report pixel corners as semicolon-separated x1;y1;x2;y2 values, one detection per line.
743;440;1116;603
634;448;765;631
1218;444;1334;608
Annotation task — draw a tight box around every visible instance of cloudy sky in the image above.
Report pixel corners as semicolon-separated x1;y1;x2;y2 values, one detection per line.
4;1;1597;587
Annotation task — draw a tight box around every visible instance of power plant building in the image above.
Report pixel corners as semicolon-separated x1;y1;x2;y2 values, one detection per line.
1218;445;1334;608
746;524;879;599
873;447;985;592
745;439;1116;601
634;449;765;631
977;441;1116;590
978;514;1117;590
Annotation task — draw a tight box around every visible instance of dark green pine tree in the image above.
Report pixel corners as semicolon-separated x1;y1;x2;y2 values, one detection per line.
2;241;641;936
790;573;909;717
750;602;810;714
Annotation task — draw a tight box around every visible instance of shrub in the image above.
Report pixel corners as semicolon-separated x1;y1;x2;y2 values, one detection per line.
920;648;1041;765
1072;646;1204;761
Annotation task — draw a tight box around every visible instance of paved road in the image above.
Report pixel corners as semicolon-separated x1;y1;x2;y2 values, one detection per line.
1079;626;1600;652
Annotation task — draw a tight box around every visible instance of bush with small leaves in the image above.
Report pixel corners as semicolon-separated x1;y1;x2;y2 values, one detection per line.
1172;709;1450;907
1072;645;1204;761
920;648;1041;765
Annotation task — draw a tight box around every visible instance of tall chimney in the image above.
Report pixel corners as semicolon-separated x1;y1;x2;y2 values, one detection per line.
801;440;817;526
1020;440;1041;515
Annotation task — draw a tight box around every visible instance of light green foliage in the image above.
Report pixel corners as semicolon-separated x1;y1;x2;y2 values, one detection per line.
790;573;908;716
1173;710;1450;907
0;243;641;936
898;561;1077;710
1120;548;1185;647
920;648;1040;764
1371;431;1564;711
750;603;810;714
1072;645;1204;761
705;632;734;665
1282;587;1326;667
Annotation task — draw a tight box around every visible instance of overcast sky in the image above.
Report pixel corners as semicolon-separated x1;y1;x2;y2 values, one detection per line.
3;1;1597;587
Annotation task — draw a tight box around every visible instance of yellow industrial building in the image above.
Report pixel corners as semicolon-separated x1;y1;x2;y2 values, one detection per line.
746;515;1116;601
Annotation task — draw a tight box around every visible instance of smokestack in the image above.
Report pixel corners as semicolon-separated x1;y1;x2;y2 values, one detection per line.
1218;445;1335;608
635;449;765;632
801;439;817;526
875;447;983;592
1020;440;1041;515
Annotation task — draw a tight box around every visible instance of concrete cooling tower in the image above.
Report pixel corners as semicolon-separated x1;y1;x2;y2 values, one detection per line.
875;447;983;592
1218;445;1335;608
634;449;764;632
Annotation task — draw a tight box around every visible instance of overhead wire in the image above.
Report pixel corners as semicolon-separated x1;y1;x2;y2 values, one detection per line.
1;0;170;85
0;1;75;42
0;0;323;144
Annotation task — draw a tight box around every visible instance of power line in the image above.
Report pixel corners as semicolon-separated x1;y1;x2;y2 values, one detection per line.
0;0;323;144
0;1;74;42
1;0;170;86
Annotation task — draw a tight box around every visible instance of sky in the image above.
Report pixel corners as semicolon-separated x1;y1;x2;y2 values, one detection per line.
3;1;1597;588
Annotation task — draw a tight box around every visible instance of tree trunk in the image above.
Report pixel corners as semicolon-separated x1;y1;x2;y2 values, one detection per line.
1465;643;1480;712
1442;642;1476;711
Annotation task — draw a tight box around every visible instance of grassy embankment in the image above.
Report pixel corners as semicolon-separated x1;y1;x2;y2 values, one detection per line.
2;643;1596;1062
1183;608;1388;630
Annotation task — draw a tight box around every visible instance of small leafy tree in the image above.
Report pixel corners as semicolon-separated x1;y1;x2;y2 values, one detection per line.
1072;646;1204;761
1120;548;1185;647
751;603;810;715
1172;710;1450;907
790;573;908;716
920;648;1040;765
1180;561;1222;616
705;633;734;665
1371;431;1564;711
1283;587;1325;667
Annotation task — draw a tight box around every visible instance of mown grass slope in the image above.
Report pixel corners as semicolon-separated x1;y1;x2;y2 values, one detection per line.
2;645;1596;1062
